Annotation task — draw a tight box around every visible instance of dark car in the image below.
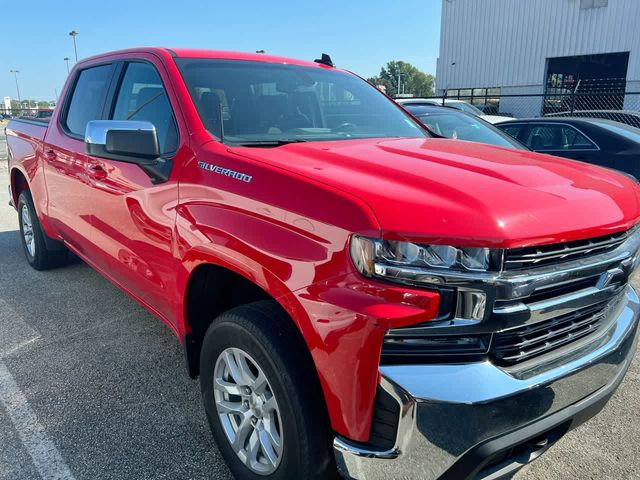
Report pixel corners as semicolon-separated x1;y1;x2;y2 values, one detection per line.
34;109;53;120
496;117;640;178
403;104;527;150
546;110;640;129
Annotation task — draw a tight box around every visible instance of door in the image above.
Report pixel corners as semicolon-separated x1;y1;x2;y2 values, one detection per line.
87;60;181;323
43;63;115;254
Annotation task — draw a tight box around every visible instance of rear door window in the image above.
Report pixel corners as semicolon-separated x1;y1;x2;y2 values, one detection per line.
499;124;525;140
64;64;113;136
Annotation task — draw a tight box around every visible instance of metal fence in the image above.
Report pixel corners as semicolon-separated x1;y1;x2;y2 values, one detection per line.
424;79;640;128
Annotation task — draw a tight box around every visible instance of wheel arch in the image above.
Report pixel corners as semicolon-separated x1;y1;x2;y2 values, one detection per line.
10;167;29;207
179;245;311;380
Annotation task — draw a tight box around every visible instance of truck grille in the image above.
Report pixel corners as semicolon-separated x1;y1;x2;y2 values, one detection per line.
491;300;612;365
504;228;631;270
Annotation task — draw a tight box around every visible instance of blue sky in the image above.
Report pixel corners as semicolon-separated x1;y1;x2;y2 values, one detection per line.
1;0;441;101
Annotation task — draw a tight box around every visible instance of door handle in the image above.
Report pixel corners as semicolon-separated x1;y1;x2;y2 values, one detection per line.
86;163;107;181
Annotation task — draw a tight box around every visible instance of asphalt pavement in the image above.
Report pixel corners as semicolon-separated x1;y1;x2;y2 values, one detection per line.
0;126;638;479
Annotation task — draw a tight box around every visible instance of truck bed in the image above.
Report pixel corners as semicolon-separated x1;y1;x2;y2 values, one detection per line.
7;117;49;143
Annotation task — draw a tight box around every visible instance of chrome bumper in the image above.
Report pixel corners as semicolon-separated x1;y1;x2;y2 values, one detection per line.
334;285;640;480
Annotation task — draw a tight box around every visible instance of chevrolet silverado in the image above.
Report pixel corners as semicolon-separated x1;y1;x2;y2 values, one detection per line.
6;48;640;480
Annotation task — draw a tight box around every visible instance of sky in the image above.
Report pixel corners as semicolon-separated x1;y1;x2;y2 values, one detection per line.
1;0;442;102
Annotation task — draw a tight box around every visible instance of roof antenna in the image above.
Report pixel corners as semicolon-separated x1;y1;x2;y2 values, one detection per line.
314;53;334;67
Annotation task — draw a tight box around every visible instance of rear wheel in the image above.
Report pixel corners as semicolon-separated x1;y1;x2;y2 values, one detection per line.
17;191;67;270
200;301;336;479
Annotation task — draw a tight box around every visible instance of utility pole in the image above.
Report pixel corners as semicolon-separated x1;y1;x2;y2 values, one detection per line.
64;57;70;74
69;31;79;62
9;69;21;103
397;72;402;97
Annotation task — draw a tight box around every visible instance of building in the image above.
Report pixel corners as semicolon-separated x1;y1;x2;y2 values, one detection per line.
435;0;640;117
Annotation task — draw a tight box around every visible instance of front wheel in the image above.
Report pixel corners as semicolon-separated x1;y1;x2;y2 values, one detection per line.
200;301;336;479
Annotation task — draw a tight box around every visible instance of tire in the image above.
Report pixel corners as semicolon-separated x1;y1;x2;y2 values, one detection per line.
200;301;336;480
17;190;67;270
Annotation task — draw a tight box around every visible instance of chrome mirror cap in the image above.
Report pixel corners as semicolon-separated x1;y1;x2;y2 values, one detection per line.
84;120;160;161
84;120;157;146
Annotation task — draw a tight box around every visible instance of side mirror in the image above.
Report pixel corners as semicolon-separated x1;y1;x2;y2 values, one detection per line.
85;120;171;183
85;120;159;161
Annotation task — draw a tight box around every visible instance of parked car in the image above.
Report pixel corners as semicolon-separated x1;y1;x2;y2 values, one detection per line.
397;97;513;123
546;110;640;129
33;109;53;120
496;117;640;178
403;104;527;149
7;48;640;480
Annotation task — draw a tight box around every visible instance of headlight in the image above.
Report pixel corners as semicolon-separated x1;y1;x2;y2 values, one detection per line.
351;236;499;278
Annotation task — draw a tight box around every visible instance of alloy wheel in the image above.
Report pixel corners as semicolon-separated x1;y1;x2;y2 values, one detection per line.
213;347;283;475
21;204;35;257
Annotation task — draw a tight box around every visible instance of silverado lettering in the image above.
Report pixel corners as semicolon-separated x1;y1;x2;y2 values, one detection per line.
198;161;253;183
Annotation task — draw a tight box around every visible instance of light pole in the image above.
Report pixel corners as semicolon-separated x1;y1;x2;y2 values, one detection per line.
9;69;21;103
396;72;403;97
64;57;70;74
69;31;79;62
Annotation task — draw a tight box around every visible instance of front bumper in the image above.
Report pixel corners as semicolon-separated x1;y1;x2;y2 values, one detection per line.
334;285;640;480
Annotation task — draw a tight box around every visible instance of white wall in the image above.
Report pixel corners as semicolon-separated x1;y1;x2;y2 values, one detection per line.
436;0;640;92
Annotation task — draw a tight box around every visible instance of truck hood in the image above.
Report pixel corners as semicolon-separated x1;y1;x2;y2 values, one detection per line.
231;137;640;248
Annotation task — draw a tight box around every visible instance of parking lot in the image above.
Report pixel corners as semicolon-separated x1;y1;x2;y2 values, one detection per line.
0;125;639;480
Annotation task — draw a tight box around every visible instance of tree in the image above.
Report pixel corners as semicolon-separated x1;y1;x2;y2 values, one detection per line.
368;61;435;98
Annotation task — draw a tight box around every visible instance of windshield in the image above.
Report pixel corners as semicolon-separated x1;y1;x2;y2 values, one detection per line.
405;106;526;150
176;59;426;145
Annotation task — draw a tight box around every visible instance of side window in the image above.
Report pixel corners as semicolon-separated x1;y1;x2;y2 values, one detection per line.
565;127;597;149
64;64;113;136
500;124;524;140
525;125;597;151
111;62;178;155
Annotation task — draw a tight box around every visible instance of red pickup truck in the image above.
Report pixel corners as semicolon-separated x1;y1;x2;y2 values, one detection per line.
6;48;640;480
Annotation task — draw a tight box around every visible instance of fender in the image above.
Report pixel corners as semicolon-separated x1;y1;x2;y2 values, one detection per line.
175;242;296;335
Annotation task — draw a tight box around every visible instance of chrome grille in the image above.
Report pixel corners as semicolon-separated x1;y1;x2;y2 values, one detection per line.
491;300;613;365
504;228;631;270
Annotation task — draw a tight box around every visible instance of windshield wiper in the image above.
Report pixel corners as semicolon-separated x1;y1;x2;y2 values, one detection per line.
230;139;309;148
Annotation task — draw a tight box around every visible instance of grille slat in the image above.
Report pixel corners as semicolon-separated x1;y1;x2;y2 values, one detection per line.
504;229;631;270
